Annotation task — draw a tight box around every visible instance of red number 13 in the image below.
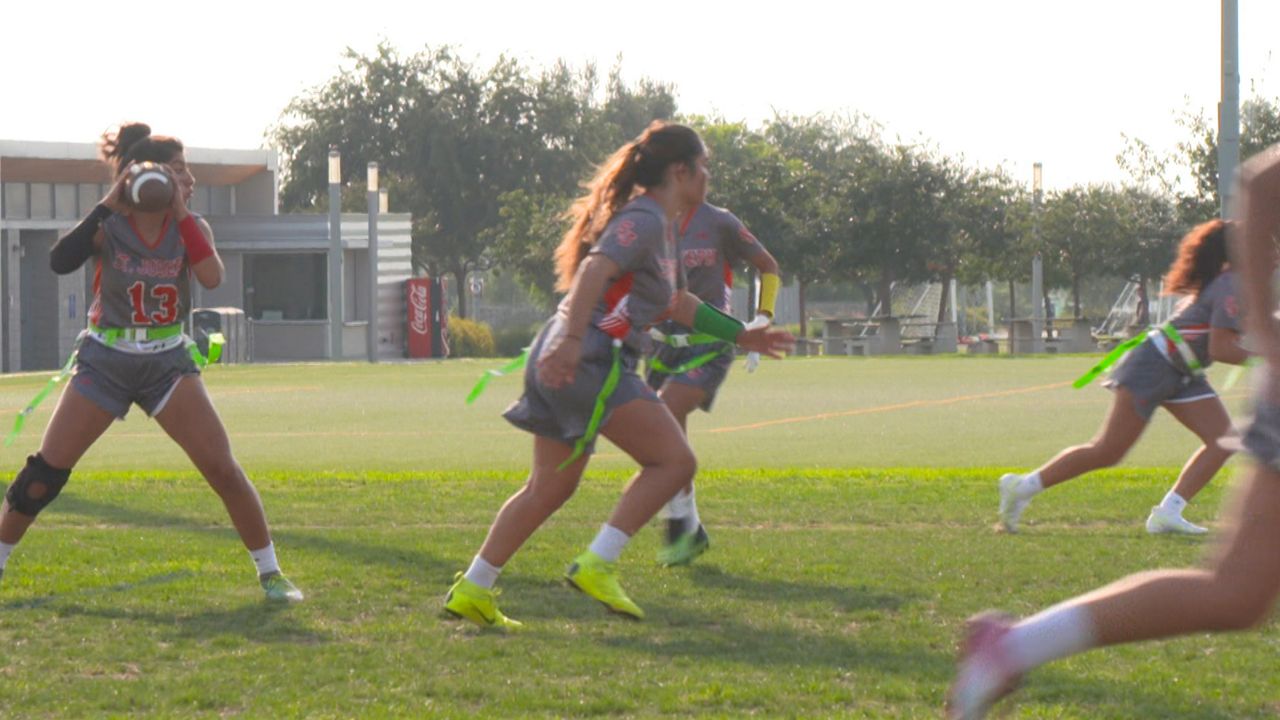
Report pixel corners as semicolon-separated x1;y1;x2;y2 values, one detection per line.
128;282;179;325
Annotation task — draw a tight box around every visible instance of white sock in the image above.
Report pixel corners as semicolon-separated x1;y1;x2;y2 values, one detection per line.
1159;490;1188;515
587;524;631;563
1003;603;1097;673
249;543;281;577
1017;471;1044;499
0;541;14;570
463;555;502;589
664;489;693;520
686;491;702;529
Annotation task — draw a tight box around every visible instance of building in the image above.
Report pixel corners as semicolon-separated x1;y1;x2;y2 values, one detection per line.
0;140;412;371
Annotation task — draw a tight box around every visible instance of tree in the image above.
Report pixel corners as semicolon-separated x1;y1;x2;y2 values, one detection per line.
761;115;869;336
271;46;677;317
943;167;1021;324
483;190;569;305
1120;95;1280;225
1039;185;1131;318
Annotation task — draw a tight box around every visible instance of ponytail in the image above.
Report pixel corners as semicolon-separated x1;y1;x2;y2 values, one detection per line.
99;122;184;177
553;121;703;291
1162;219;1231;297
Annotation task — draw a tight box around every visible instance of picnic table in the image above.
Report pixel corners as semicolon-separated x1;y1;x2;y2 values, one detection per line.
820;315;927;355
1007;317;1095;353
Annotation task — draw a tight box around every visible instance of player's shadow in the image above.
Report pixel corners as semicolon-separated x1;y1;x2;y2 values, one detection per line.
53;495;454;578
685;564;911;613
0;571;196;611
590;600;1236;719
52;600;323;645
0;571;324;643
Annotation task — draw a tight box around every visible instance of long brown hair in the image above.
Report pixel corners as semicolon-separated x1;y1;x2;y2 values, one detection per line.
1162;219;1230;297
99;122;184;176
554;121;704;291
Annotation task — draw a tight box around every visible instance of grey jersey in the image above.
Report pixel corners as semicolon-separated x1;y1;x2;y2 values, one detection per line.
557;195;683;349
90;213;192;328
1155;271;1240;370
676;203;767;311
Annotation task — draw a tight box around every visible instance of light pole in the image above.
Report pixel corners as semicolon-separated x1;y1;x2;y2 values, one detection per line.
1219;0;1240;217
1030;163;1044;353
367;162;379;363
328;148;343;360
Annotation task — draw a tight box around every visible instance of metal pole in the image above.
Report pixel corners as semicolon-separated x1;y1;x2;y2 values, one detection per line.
1219;0;1240;217
367;162;379;363
1031;253;1044;353
985;280;995;333
327;148;344;360
1031;163;1044;352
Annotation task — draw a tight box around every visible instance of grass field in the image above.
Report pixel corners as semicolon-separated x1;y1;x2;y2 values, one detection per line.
0;357;1273;718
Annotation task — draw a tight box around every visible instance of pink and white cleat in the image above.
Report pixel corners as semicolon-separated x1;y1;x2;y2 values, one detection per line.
946;612;1022;720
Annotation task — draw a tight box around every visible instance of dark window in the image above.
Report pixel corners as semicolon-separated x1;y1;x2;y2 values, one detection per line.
244;253;327;320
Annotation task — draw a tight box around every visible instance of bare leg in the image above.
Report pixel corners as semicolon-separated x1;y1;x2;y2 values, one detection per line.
0;385;115;545
1037;389;1148;488
473;397;691;567
599;398;696;535
1162;396;1235;503
1082;465;1280;644
476;436;589;567
950;465;1280;719
656;382;705;498
152;375;270;550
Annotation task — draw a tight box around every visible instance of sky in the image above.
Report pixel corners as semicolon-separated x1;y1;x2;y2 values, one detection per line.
2;0;1276;190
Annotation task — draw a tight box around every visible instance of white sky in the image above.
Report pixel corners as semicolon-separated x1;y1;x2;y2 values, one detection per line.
2;0;1276;190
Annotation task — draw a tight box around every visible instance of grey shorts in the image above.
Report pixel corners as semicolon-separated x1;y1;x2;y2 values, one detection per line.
503;318;660;454
1102;340;1216;420
1243;400;1280;470
70;337;200;419
646;342;734;412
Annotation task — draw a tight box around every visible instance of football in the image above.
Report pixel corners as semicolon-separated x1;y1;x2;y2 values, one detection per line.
125;161;174;212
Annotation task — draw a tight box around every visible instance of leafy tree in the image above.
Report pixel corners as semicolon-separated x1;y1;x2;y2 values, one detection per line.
1119;95;1280;225
271;46;675;317
1039;185;1131;318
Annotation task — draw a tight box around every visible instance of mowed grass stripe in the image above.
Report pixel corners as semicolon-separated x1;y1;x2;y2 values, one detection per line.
709;380;1072;433
0;357;1255;473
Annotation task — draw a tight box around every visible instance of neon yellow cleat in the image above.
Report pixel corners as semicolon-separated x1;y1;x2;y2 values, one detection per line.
260;571;304;602
657;524;710;567
444;574;523;630
565;551;644;620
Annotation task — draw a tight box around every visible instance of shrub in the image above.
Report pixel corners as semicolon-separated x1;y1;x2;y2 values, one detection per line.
493;323;539;357
447;316;496;357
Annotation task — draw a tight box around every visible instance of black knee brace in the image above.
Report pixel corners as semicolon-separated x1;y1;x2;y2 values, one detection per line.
5;454;71;517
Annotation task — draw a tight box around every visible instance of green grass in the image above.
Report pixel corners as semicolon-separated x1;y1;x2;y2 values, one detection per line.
0;356;1255;474
0;358;1271;718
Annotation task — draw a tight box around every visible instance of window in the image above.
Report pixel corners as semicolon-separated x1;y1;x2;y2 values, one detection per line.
3;183;28;219
243;253;327;320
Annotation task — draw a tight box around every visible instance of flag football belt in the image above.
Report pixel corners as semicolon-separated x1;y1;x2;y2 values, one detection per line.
463;339;625;471
89;322;184;349
5;326;224;448
560;339;624;470
466;349;530;404
1072;323;1203;389
1151;323;1204;377
646;328;732;375
465;325;732;403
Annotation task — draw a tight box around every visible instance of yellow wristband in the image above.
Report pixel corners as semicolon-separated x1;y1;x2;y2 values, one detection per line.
758;273;781;317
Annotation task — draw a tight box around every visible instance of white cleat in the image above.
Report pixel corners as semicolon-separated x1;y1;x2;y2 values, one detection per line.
998;474;1032;533
947;612;1021;720
1145;506;1208;535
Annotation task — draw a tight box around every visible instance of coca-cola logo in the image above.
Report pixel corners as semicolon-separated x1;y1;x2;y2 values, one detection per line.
409;284;429;335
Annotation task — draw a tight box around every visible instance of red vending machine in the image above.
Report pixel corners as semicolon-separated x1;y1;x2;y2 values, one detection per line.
406;277;450;358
